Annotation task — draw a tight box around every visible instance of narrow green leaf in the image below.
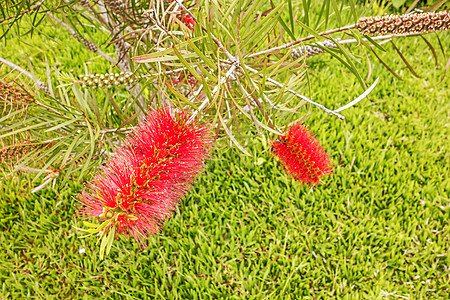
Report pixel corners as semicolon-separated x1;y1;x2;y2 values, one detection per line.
218;110;252;157
0;120;53;139
83;221;99;228
426;0;447;12
420;36;438;67
0;109;27;123
369;47;402;80
347;0;358;24
195;62;218;83
223;0;242;23
278;17;296;40
166;83;197;108
391;41;421;78
288;0;295;33
72;85;94;118
99;232;108;260
363;34;388;52
109;95;124;122
60;132;85;167
44;117;79;133
172;46;203;83
440;57;450;83
242;4;283;42
73;226;91;233
32;150;61;181
215;18;236;41
330;0;342;27
78;119;98;180
241;0;263;29
325;35;367;89
105;226;116;258
132;37;204;62
186;38;218;71
301;0;309;28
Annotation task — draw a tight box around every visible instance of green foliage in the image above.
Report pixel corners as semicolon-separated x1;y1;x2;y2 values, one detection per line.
1;0;449;185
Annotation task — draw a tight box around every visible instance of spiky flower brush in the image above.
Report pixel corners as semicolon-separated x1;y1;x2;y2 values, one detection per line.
76;107;212;258
272;123;333;186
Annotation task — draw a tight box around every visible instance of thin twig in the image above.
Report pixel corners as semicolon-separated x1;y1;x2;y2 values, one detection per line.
0;56;49;93
46;13;118;66
0;0;44;24
244;65;345;119
337;32;429;45
173;0;236;62
175;2;345;120
246;24;357;59
34;100;70;119
99;127;136;134
69;0;111;31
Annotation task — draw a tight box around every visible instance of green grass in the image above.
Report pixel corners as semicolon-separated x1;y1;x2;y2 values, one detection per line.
1;8;449;300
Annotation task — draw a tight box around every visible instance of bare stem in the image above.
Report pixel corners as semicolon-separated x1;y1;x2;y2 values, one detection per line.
99;127;135;134
35;100;70;119
173;0;236;62
0;0;44;24
0;56;49;93
247;24;357;59
337;32;428;45
243;65;345;119
175;2;345;120
46;13;118;66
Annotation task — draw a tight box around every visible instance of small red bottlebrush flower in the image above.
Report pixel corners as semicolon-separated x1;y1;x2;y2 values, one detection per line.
182;14;195;30
76;107;212;257
271;123;333;186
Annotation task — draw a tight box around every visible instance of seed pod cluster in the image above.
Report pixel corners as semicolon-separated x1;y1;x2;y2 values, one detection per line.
358;10;449;36
77;72;139;89
103;0;128;22
291;39;340;59
0;140;52;165
0;79;35;106
37;81;50;95
78;0;91;8
71;33;98;53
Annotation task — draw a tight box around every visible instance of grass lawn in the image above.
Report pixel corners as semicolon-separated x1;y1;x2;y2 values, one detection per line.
1;5;449;299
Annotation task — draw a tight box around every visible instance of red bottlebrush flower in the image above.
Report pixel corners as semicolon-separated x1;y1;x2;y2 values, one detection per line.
182;14;195;30
77;107;212;250
271;123;333;186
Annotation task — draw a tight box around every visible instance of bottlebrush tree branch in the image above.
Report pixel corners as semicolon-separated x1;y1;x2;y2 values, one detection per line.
243;65;345;120
0;0;44;24
173;0;346;121
246;24;358;59
0;56;49;94
1;0;448;198
46;13;118;66
251;10;450;61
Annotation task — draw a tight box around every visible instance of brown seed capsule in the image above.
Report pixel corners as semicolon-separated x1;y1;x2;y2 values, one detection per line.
0;79;36;108
358;10;450;36
0;140;53;165
71;33;98;53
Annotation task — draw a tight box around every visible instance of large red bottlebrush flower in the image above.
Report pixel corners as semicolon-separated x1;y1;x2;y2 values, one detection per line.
271;123;333;186
76;107;212;251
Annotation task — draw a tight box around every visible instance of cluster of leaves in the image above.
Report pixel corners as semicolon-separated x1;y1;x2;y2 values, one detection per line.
0;0;448;200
